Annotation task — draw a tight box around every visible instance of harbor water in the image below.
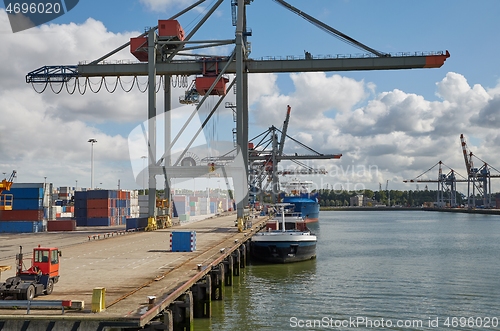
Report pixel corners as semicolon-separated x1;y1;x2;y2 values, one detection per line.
194;210;500;330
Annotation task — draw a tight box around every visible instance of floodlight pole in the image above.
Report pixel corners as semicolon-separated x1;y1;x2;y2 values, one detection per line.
88;138;97;189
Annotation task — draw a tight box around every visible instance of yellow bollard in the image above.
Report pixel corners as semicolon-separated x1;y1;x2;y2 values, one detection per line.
91;287;106;313
237;217;244;232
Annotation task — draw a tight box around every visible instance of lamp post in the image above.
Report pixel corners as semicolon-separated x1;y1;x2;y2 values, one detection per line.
88;139;97;189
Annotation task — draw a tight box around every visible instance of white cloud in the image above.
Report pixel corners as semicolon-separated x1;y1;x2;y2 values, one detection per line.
247;70;500;192
139;0;199;12
0;12;142;188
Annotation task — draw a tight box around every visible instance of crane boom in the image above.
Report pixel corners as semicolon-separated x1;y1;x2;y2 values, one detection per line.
278;105;291;156
273;0;386;57
460;134;472;176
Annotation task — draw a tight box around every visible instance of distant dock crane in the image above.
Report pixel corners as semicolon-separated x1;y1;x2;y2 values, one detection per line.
403;161;467;208
460;134;500;208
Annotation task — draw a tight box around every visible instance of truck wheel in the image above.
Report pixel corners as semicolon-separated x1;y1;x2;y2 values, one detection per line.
45;279;54;295
23;285;35;301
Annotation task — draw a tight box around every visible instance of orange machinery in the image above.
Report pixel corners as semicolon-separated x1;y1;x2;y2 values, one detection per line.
0;170;16;211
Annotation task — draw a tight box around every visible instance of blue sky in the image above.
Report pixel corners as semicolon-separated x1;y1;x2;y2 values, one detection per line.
1;0;500;194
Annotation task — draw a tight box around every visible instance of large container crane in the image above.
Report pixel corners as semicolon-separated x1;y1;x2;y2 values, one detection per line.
403;161;467;208
248;105;341;204
24;0;450;225
460;134;500;208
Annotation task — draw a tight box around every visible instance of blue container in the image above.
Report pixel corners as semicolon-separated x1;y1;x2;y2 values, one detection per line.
170;231;196;252
87;190;116;200
0;221;43;233
12;198;42;210
86;217;111;226
75;217;87;226
74;208;87;218
6;188;43;199
74;191;88;199
126;217;148;230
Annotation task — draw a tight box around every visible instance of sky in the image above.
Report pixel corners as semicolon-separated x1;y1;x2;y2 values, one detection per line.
1;0;500;196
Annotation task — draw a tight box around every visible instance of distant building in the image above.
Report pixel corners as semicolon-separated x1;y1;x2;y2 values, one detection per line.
350;195;370;207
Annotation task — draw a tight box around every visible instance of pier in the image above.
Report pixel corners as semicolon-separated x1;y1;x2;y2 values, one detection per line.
0;213;268;331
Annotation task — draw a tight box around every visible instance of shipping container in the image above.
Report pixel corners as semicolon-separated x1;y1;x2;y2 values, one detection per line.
87;190;117;200
47;220;76;231
75;217;87;227
0;210;43;221
0;220;43;233
170;231;196;252
11;183;44;189
74;191;88;200
87;208;112;218
87;198;112;209
6;187;43;199
86;217;111;226
12;198;42;210
126;217;148;231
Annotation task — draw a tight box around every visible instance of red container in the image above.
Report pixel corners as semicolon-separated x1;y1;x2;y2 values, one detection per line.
195;76;229;96
47;220;76;231
66;206;74;213
87;199;112;209
87;208;111;218
130;37;148;62
158;20;184;40
0;210;43;221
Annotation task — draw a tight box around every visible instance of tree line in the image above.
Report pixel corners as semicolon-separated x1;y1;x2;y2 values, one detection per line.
315;189;469;207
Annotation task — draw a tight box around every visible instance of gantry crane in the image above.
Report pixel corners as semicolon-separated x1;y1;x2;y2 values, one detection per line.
25;0;449;224
248;105;341;204
403;161;467;208
460;134;500;208
0;171;16;211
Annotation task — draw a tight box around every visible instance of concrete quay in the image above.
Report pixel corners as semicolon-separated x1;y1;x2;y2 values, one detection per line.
0;213;268;331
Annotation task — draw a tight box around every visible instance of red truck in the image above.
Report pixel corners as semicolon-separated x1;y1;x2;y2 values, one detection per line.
0;246;61;300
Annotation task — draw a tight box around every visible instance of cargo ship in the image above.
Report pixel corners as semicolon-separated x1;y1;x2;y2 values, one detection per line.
251;204;317;263
279;179;320;223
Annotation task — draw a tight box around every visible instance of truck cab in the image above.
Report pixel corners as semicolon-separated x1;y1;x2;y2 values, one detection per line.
31;247;60;278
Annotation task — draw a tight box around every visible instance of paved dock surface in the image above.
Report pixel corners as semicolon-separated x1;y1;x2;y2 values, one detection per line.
0;213;267;327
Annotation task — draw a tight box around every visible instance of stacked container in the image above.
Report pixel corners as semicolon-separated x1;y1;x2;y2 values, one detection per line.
138;195;149;218
74;191;88;226
87;190;116;226
189;196;198;216
130;191;140;218
73;190;134;226
58;186;72;205
173;195;189;218
198;197;210;215
0;183;44;233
